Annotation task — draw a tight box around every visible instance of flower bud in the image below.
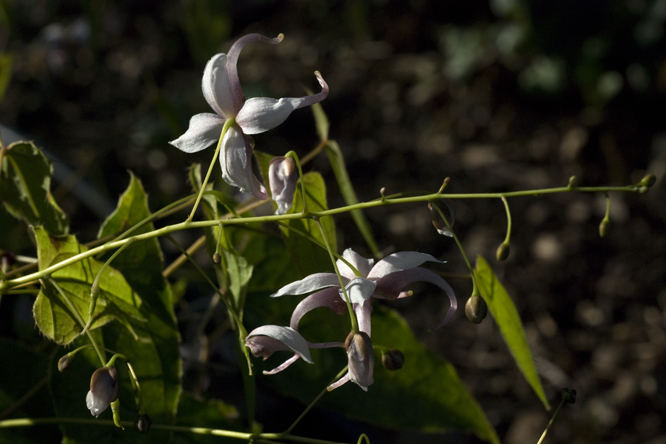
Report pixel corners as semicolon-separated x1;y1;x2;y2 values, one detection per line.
212;252;221;264
58;354;74;372
345;331;374;391
561;387;577;404
496;242;510;261
428;199;456;237
381;349;405;371
134;413;152;434
599;218;610;237
86;366;120;417
640;174;656;187
269;156;298;215
465;295;488;324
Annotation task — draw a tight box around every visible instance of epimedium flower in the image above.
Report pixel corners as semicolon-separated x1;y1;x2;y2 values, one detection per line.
170;33;329;199
245;325;314;375
250;248;457;390
86;366;120;417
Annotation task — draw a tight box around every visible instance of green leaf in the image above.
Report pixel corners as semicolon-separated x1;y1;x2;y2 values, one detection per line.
475;255;550;409
97;172;182;422
0;141;69;235
281;172;336;276
325;141;380;258
31;226;145;345
251;303;499;443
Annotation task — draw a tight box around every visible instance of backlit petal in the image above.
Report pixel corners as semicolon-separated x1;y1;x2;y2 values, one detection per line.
290;287;347;331
339;277;376;305
219;126;267;199
169;113;224;153
336;248;374;279
367;251;444;280
202;53;236;117
245;325;313;364
271;273;343;297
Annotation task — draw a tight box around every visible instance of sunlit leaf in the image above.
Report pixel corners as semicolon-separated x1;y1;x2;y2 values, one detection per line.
0;141;69;235
475;255;550;409
31;226;144;345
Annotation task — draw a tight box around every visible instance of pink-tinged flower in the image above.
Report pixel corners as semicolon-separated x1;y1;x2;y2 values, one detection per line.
170;33;329;199
245;325;313;375
269;156;298;214
86;366;120;417
265;248;458;390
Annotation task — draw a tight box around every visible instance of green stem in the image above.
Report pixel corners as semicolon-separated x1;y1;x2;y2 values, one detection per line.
1;182;647;292
188;118;236;221
537;391;574;444
0;418;354;443
430;204;479;297
284;366;348;434
500;195;512;245
46;278;106;366
315;219;358;333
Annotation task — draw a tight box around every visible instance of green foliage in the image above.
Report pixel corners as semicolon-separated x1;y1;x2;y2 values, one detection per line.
474;256;550;409
0;141;69;235
281;171;337;276
31;226;144;345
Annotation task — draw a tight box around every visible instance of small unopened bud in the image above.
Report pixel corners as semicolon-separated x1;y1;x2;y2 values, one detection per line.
599;218;610;237
465;296;488;324
428;200;455;237
58;354;74;372
381;349;405;371
212;252;221;264
86;367;120;417
134;413;152;434
640;174;656;187
496;242;510;261
345;331;374;391
269;156;298;215
561;387;577;404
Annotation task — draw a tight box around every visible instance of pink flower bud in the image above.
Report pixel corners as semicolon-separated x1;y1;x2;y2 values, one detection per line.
269;156;298;214
345;331;374;391
86;367;120;417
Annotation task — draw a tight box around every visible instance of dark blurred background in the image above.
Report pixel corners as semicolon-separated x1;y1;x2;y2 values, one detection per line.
1;1;666;443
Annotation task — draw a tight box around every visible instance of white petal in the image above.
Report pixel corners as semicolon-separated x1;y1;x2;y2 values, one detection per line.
202;53;237;117
169;113;224;153
339;277;376;305
337;248;374;279
246;325;313;364
367;251;444;280
271;273;343;297
236;97;306;135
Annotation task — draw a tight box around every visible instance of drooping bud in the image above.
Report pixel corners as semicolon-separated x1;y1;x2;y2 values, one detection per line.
465;295;488;324
640;174;656;187
428;199;456;237
58;354;74;372
561;387;577;404
269;156;298;215
599;218;610;237
345;331;374;391
381;349;405;371
496;242;510;261
212;252;222;264
86;366;120;417
134;413;152;434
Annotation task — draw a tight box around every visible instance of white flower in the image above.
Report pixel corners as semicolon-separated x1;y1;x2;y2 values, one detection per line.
86;366;119;417
170;33;329;199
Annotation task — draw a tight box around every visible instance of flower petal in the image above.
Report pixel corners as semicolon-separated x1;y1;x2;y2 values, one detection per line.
226;33;284;115
346;332;374;391
219;126;267;199
290;287;347;331
374;267;457;328
271;272;343;297
336;248;374;279
340;277;376;305
245;325;313;364
354;299;373;337
169;113;225;153
202;53;236;117
367;251;444;280
236;72;329;135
